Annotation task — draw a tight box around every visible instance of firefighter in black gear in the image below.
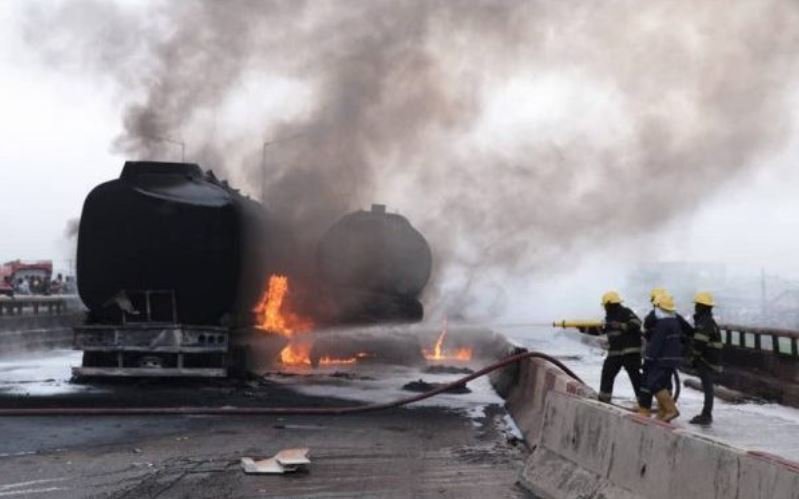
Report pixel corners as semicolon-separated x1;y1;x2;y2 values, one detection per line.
688;292;723;425
644;287;692;341
644;287;691;398
597;291;643;403
637;293;683;421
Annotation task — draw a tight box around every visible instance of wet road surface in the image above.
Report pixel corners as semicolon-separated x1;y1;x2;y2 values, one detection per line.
0;350;528;498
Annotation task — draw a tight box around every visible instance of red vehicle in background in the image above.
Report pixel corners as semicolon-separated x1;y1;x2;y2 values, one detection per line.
0;260;53;296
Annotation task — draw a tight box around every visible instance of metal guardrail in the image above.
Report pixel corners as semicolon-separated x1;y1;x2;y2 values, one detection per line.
0;295;76;316
552;320;799;359
719;323;799;358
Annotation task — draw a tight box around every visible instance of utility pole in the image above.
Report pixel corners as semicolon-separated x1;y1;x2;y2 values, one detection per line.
261;131;312;203
261;141;269;203
761;267;767;321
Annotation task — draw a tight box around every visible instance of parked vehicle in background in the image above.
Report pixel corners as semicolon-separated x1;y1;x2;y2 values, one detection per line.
0;274;12;297
0;260;54;296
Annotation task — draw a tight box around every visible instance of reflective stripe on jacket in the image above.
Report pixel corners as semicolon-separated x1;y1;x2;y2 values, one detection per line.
691;312;723;372
604;306;643;357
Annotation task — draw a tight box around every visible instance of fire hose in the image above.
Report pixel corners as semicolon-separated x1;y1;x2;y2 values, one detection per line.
0;350;676;416
670;370;682;403
0;350;585;417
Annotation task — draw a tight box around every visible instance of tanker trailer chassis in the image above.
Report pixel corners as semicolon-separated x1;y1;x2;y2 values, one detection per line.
72;290;230;377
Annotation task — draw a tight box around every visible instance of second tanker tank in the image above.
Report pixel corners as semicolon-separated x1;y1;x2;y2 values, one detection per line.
316;204;432;322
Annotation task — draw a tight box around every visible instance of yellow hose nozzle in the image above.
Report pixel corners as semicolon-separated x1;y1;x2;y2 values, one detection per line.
552;320;604;329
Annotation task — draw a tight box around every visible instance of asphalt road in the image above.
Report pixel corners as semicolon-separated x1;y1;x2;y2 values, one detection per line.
0;409;528;498
0;353;529;498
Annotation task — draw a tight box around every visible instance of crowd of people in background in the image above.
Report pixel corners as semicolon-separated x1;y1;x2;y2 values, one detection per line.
4;273;75;296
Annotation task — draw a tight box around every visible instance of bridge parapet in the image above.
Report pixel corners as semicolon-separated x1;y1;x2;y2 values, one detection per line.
0;295;81;316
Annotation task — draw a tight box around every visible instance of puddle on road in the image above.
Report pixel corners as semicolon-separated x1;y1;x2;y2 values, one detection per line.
0;350;100;396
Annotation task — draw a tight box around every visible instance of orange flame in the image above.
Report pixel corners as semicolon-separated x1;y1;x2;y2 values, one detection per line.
253;275;378;366
255;275;318;366
252;275;374;367
279;342;312;365
278;342;370;367
254;274;313;336
319;352;371;365
423;319;473;362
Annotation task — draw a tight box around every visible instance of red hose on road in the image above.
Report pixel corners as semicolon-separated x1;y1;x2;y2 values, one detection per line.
0;350;586;417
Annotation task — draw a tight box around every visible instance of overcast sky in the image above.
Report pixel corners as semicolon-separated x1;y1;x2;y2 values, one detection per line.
2;1;798;319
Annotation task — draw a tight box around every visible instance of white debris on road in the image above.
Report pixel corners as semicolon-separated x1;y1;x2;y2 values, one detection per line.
241;448;311;475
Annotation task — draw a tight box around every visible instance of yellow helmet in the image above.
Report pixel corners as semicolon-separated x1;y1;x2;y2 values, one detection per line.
694;291;715;307
654;293;677;312
649;287;667;303
601;291;623;306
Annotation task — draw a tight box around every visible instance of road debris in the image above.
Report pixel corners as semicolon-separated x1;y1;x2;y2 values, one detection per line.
241;448;311;475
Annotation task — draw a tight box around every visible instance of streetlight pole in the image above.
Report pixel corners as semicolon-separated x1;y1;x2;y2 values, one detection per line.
261;140;269;203
260;131;311;203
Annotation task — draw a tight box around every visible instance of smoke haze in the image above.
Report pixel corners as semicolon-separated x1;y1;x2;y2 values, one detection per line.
23;0;799;318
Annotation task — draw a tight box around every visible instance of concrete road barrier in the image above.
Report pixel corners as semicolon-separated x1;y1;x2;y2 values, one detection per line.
493;350;799;498
738;451;799;499
518;390;799;499
502;356;595;443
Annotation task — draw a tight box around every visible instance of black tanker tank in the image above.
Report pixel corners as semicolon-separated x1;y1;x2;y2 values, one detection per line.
316;204;432;322
77;161;270;326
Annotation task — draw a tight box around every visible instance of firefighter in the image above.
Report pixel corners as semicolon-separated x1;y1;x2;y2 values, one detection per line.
598;291;643;403
645;287;692;341
688;292;723;425
637;293;683;421
643;288;667;340
644;287;691;401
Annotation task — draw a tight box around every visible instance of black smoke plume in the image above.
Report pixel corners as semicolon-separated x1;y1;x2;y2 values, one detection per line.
24;0;799;318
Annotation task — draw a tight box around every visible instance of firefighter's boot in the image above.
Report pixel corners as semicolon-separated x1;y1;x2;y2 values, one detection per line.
656;401;667;420
654;390;679;422
689;413;712;425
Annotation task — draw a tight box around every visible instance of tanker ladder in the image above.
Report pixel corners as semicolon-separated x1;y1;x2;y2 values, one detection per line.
72;289;229;378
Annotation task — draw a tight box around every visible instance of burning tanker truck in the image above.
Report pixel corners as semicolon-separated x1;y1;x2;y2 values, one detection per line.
72;161;432;377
